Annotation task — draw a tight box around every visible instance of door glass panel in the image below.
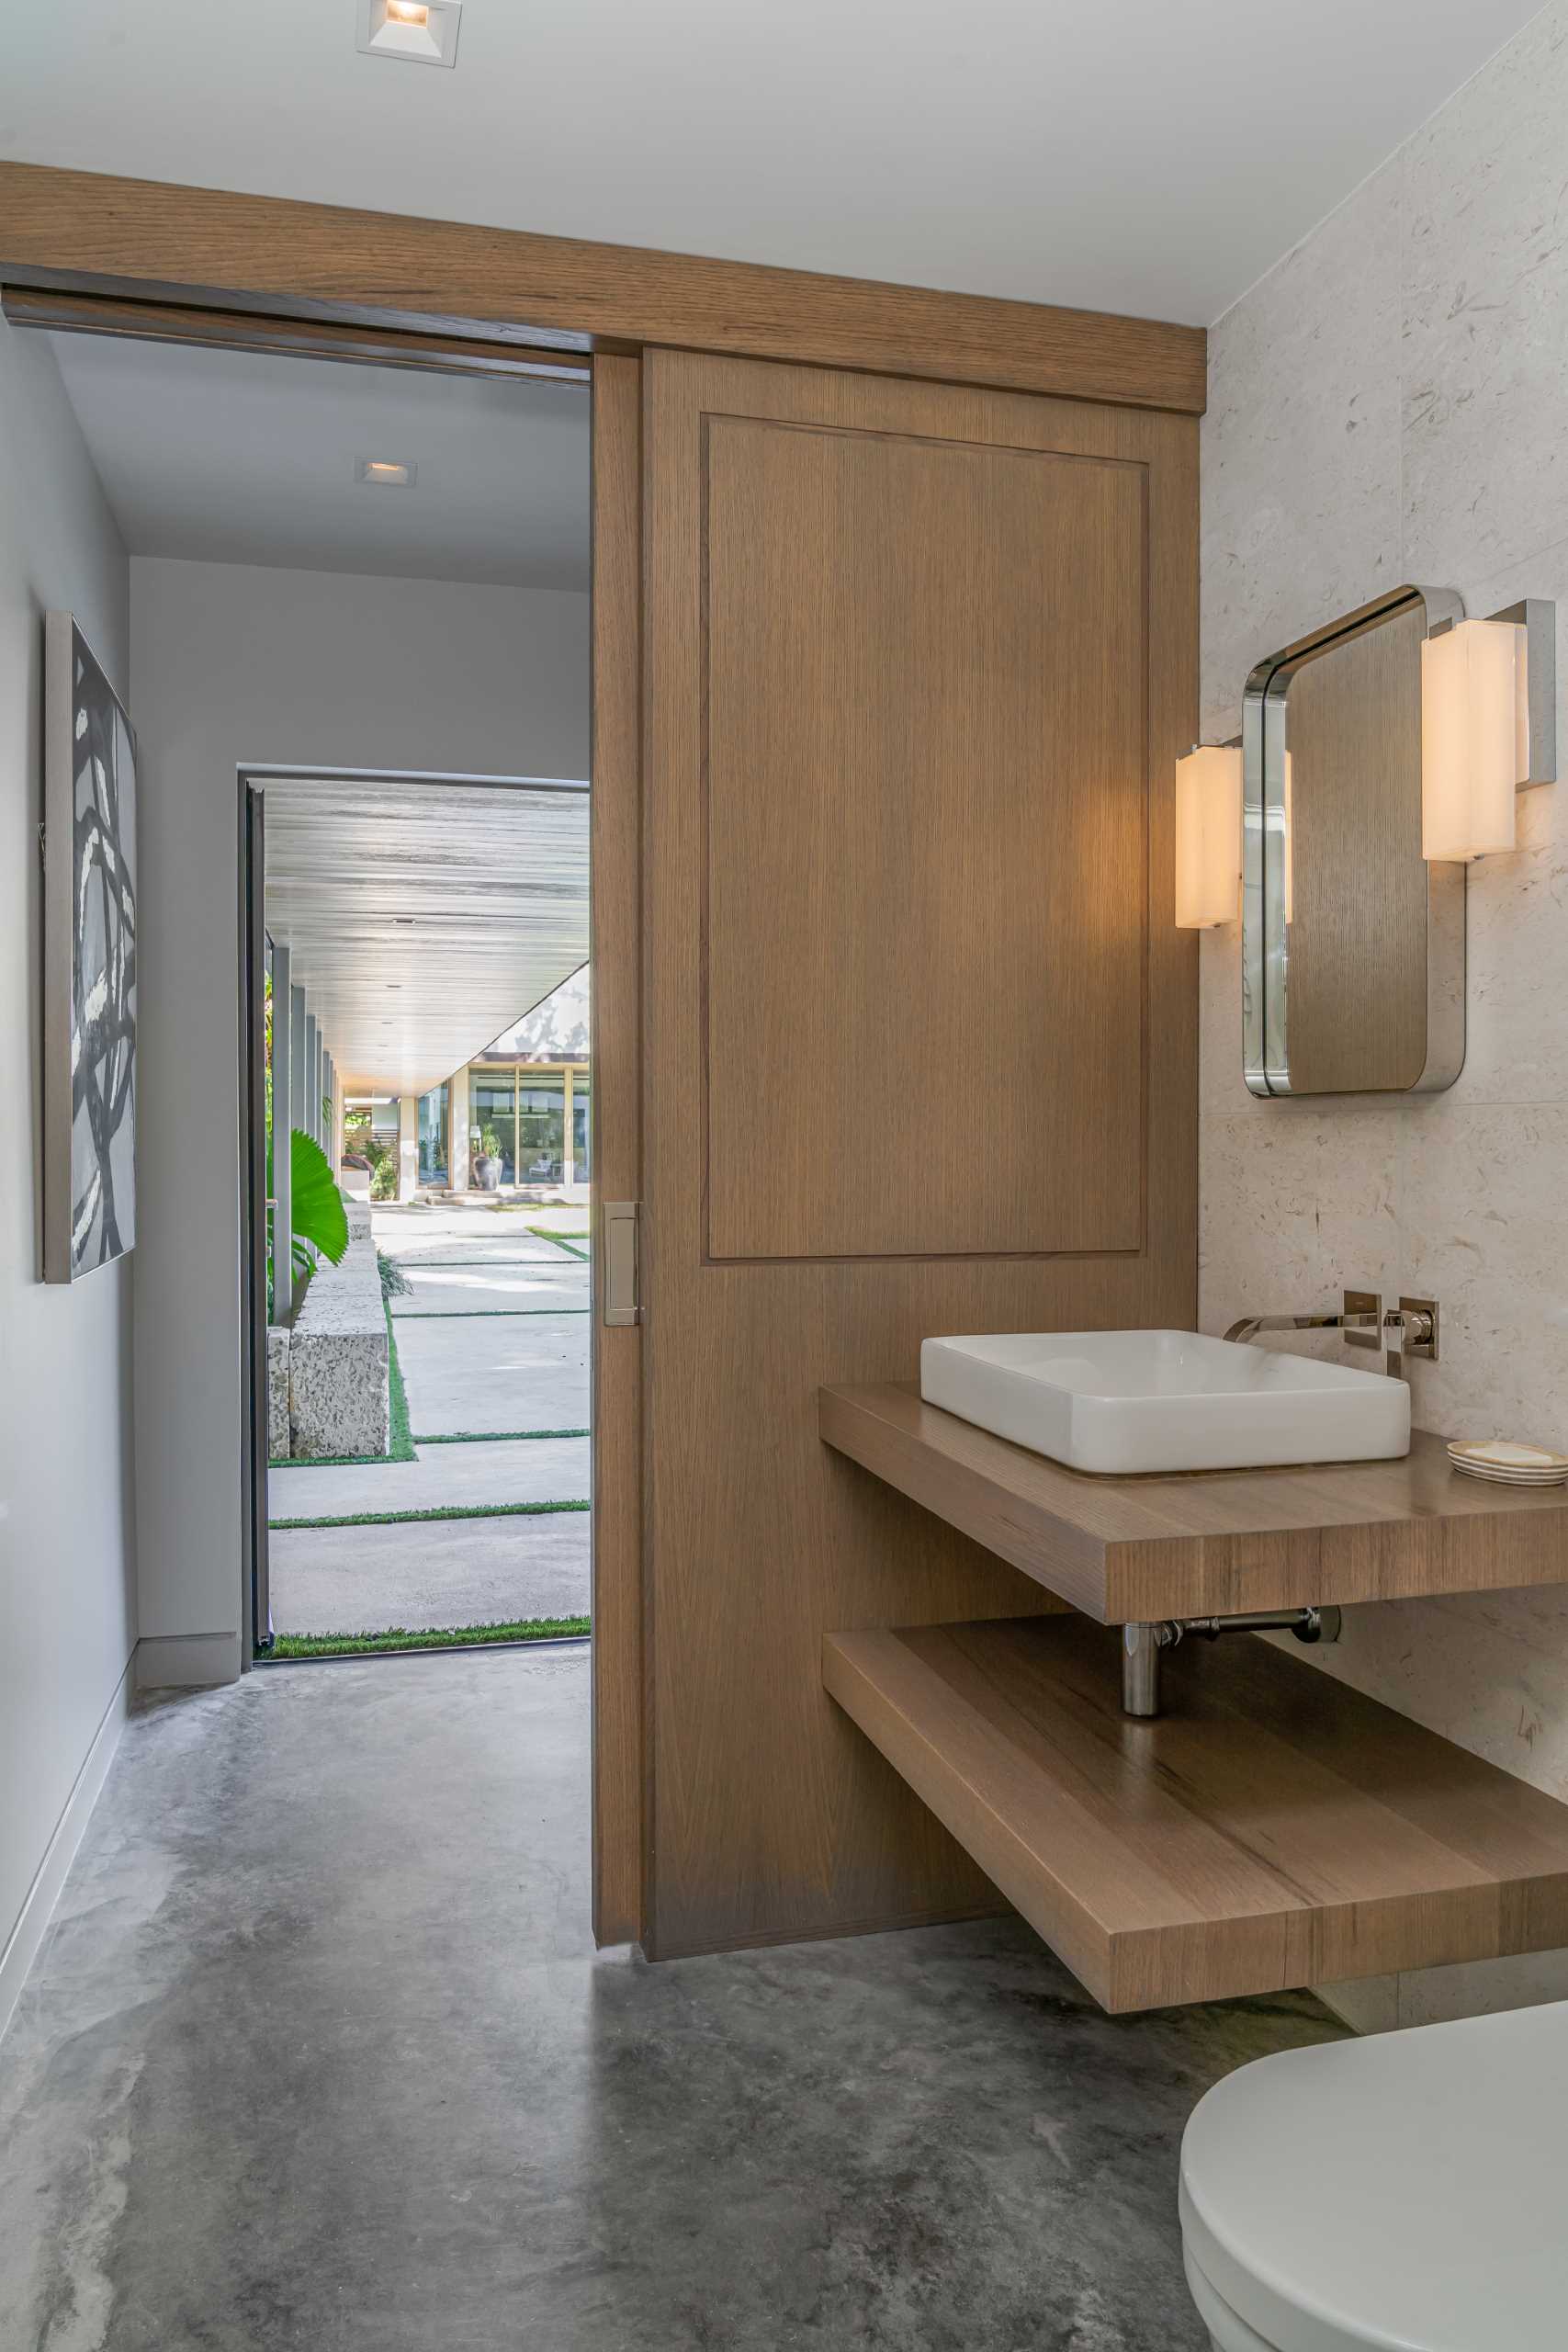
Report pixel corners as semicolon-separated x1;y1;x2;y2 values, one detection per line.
418;1083;449;1187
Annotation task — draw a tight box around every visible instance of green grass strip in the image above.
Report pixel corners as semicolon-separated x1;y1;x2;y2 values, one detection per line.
387;1306;413;1451
268;1302;416;1469
269;1498;590;1532
414;1427;589;1443
263;1615;591;1659
525;1225;591;1260
390;1306;590;1319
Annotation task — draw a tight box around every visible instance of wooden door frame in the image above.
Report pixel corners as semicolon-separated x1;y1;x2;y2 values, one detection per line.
0;160;1206;1957
587;355;644;1943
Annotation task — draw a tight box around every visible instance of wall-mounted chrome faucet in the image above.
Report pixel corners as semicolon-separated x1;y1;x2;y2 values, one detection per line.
1225;1289;1439;1381
1224;1302;1380;1349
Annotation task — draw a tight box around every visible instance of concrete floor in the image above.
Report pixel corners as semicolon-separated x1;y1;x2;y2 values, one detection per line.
267;1512;591;1633
0;1647;1346;2350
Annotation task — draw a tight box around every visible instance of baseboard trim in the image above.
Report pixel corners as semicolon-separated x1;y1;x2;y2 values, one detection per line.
0;1652;133;2046
135;1631;242;1689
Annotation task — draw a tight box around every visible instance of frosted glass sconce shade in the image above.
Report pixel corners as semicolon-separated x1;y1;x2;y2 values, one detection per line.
1175;744;1242;928
1421;617;1529;862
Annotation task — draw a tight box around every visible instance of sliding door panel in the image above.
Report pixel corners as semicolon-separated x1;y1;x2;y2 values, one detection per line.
643;352;1196;1956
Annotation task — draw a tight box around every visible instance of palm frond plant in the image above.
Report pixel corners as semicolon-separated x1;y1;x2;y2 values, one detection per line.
266;1126;350;1310
288;1129;350;1278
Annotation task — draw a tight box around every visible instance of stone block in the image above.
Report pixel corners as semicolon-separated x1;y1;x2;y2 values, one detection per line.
266;1326;291;1461
288;1201;389;1459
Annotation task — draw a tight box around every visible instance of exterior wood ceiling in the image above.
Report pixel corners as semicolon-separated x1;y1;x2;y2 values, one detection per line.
263;776;589;1098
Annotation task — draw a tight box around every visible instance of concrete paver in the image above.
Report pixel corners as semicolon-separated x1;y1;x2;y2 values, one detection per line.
269;1512;590;1634
389;1311;589;1437
390;1265;589;1317
270;1433;588;1521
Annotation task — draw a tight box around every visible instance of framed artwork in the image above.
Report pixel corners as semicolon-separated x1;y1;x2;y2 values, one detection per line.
44;612;138;1282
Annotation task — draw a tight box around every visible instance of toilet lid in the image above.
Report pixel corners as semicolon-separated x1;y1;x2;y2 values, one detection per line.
1180;2001;1568;2352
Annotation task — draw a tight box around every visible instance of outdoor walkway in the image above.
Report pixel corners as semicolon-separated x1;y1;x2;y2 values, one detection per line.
267;1203;591;1637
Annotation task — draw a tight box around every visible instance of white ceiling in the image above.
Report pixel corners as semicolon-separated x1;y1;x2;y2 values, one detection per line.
3;2;1543;326
47;334;590;589
265;778;590;1097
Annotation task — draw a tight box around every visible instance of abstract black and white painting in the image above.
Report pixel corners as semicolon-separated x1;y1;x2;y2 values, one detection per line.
44;613;138;1283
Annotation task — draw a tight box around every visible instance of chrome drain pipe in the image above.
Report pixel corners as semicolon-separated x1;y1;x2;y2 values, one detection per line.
1121;1605;1341;1719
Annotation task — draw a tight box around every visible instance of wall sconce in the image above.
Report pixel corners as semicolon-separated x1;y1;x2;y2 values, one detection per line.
1175;742;1243;928
1421;600;1556;862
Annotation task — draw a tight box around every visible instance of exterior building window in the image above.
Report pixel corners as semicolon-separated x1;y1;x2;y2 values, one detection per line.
472;1080;516;1185
571;1070;591;1182
462;1057;590;1189
418;1083;449;1187
518;1077;566;1182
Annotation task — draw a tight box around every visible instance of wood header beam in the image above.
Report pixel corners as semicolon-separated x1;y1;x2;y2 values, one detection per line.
0;163;1207;414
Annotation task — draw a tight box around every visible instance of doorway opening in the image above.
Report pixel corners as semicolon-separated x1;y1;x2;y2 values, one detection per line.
17;284;641;1944
18;313;597;1668
242;769;592;1661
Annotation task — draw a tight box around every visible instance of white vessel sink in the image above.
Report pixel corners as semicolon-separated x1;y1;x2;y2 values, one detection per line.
919;1329;1410;1476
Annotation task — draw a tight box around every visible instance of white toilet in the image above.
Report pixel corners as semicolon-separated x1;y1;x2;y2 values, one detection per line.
1179;1999;1568;2350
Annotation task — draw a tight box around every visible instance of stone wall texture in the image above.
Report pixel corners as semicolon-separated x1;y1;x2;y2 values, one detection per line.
1199;0;1568;2029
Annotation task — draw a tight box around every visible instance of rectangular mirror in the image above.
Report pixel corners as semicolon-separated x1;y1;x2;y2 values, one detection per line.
1243;585;1467;1097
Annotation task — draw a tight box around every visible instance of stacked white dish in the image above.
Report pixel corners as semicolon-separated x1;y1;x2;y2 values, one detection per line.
1448;1438;1568;1487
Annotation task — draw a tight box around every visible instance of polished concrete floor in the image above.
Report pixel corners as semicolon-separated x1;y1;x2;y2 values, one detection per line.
0;1647;1344;2350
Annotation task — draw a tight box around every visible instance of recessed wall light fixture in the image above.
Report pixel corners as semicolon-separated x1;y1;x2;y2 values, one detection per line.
356;0;461;65
355;457;417;488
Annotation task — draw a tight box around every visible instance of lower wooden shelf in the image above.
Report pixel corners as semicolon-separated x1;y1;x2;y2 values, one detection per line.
824;1615;1568;2014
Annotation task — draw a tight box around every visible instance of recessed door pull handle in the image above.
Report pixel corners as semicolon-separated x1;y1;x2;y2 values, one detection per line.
603;1200;640;1327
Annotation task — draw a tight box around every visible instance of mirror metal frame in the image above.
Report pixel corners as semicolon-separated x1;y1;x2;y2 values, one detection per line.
1242;584;1467;1099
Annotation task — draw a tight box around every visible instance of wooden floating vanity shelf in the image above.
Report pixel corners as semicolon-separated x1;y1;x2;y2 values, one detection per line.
821;1382;1568;1622
820;1381;1568;2013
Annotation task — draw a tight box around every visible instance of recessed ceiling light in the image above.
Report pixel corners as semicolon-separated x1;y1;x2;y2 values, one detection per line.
356;0;461;67
356;457;417;488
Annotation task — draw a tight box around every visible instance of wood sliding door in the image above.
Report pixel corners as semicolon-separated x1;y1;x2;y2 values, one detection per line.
641;351;1197;1958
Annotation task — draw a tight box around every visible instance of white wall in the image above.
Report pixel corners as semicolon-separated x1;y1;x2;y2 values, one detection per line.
0;318;136;2022
1200;0;1568;2029
130;559;590;1673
